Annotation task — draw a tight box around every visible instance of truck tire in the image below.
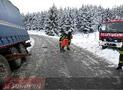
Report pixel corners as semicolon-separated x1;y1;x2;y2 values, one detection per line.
9;47;22;70
18;44;28;62
102;46;107;49
0;55;11;87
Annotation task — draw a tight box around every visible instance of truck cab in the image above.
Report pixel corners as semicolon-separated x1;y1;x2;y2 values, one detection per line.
99;20;123;49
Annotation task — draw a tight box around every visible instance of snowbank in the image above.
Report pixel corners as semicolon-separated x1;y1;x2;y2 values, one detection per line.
72;32;119;66
28;30;59;39
28;30;119;66
28;30;47;36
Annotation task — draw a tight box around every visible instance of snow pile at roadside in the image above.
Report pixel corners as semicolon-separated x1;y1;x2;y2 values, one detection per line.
28;30;119;66
72;32;119;65
28;30;59;39
28;30;47;36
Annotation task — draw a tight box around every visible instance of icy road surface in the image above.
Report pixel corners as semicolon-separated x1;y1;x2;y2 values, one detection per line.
5;35;123;90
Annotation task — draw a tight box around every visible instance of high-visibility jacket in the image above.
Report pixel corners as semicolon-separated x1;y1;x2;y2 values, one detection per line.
60;38;69;47
59;33;72;47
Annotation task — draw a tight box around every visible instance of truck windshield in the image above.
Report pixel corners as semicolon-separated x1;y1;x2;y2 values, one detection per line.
101;22;123;32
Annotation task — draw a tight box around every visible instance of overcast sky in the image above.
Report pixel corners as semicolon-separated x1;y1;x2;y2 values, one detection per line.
10;0;123;14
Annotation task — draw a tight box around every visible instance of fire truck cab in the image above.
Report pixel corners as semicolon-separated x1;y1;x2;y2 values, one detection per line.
99;20;123;49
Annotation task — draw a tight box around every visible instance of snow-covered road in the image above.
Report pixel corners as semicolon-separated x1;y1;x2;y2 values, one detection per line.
4;35;123;90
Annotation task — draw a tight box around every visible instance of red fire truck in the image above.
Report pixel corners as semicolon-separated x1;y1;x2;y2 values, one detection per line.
99;20;123;49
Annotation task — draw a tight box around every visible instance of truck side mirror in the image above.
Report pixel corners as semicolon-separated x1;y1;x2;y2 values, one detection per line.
98;24;102;31
101;25;106;31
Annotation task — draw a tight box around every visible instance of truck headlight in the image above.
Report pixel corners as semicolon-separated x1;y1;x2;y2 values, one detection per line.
114;40;118;42
104;39;106;41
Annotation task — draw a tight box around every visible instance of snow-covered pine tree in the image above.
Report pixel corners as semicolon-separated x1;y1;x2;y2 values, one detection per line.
62;8;73;32
23;4;123;35
89;6;103;31
112;6;123;19
33;13;40;30
117;6;123;18
75;9;81;32
45;5;59;36
25;13;38;30
76;8;84;33
102;8;113;21
85;6;95;33
76;6;94;33
23;13;34;30
38;12;47;31
57;8;65;34
68;8;78;33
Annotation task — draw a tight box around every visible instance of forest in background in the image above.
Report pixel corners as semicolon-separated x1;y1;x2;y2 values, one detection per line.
22;5;123;36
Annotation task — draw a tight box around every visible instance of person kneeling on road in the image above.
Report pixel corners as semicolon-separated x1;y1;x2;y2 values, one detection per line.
59;30;73;51
65;28;73;50
59;30;67;51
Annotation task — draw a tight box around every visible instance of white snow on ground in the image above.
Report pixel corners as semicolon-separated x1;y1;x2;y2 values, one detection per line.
28;30;47;36
28;30;119;66
28;30;59;39
72;32;119;66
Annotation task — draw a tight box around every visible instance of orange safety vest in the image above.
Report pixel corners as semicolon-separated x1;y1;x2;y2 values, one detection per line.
60;38;69;47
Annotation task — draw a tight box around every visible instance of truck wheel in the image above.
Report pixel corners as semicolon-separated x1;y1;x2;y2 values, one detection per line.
18;44;28;62
0;55;11;87
9;47;22;70
102;46;106;49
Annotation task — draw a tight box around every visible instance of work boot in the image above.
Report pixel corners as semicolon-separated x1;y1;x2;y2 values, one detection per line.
60;47;65;52
67;47;70;50
60;49;65;52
